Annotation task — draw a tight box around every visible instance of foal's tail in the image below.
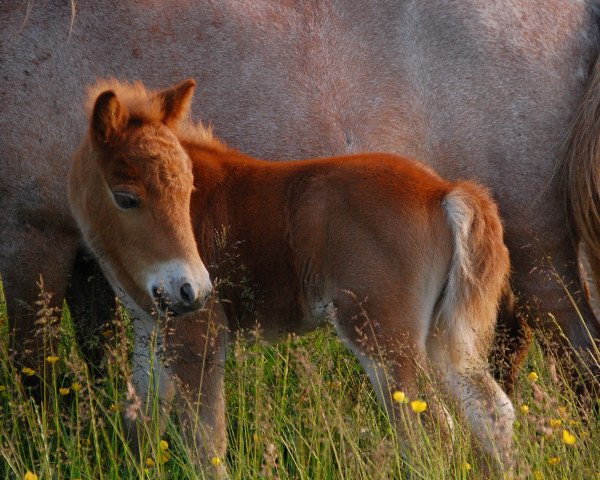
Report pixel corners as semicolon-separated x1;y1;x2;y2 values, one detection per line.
440;182;510;356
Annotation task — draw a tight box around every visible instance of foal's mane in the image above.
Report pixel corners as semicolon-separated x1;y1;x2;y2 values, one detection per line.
86;79;226;151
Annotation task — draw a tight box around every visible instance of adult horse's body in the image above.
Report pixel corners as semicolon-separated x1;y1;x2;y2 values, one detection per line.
1;2;599;378
69;78;514;473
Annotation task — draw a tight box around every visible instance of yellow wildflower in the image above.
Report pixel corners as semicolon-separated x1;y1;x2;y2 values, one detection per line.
59;387;70;396
71;382;82;392
24;472;38;480
463;461;471;471
22;367;35;377
562;429;576;445
46;355;59;364
549;418;561;428
211;457;222;466
145;457;155;467
392;391;406;404
533;470;544;480
557;406;567;417
410;399;427;413
159;440;169;451
547;457;560;465
527;371;539;383
160;451;170;463
520;404;529;415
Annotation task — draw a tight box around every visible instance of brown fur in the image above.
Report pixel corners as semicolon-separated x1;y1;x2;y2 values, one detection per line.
69;80;514;474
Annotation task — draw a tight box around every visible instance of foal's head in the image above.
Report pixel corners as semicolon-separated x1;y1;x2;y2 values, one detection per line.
69;79;211;316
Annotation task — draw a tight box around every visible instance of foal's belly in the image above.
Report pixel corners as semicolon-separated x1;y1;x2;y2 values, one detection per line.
229;297;334;343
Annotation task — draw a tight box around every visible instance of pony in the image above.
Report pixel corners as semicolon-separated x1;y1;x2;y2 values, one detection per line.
2;0;599;394
68;78;514;474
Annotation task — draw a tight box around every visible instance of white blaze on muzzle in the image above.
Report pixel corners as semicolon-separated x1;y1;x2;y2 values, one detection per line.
144;259;212;314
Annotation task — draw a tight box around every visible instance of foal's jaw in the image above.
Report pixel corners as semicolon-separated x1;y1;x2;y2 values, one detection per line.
144;259;212;316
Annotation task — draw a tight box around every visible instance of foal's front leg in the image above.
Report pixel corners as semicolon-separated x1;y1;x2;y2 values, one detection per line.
166;296;228;476
124;307;176;456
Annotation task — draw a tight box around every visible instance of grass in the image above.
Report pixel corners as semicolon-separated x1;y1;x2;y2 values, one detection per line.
0;282;598;479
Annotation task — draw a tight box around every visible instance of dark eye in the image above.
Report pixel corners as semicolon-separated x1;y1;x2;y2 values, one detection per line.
112;191;140;210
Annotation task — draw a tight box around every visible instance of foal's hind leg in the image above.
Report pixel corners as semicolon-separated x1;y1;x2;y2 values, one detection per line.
330;297;453;453
428;328;515;475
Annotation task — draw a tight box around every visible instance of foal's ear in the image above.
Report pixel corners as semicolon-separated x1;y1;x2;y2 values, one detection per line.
157;79;196;127
91;90;128;146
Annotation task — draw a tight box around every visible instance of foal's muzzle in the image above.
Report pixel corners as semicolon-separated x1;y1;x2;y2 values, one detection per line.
151;282;211;316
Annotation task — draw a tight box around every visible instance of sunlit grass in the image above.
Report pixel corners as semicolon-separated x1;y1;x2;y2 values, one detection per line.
0;283;598;479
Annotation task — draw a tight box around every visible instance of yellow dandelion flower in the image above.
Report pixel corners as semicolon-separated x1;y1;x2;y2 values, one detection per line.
24;472;38;480
211;457;222;466
533;470;544;480
160;451;171;463
549;418;562;428
562;429;576;445
410;399;427;413
159;440;169;451
145;457;155;467
520;404;530;415
392;391;406;404
547;457;560;465
463;461;471;471
527;371;539;383
21;367;35;377
71;382;82;392
46;355;59;364
59;387;70;396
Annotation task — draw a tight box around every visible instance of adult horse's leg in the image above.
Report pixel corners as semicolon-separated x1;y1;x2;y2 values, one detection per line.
492;289;533;395
65;249;116;371
509;220;600;392
0;223;79;387
166;296;228;478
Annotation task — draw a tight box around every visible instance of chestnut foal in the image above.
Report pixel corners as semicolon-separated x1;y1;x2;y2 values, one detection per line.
69;79;514;474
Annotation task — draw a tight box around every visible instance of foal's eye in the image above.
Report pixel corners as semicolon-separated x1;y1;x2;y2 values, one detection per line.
112;191;140;210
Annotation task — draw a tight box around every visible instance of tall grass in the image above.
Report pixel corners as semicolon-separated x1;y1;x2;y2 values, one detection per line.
0;282;598;479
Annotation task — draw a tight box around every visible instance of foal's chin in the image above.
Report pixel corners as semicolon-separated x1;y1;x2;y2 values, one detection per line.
152;298;207;318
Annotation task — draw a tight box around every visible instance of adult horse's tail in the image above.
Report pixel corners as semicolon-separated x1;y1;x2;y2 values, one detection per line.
562;54;600;304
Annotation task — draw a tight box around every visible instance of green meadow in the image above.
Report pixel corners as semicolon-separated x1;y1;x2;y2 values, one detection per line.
0;281;598;479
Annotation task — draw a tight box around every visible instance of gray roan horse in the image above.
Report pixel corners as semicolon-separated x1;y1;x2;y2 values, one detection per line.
1;0;599;401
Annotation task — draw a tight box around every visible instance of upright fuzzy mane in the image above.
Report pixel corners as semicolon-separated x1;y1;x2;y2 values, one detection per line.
85;78;226;151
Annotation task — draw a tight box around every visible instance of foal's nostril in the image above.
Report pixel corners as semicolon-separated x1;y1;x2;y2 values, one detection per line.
152;286;161;299
180;282;195;306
